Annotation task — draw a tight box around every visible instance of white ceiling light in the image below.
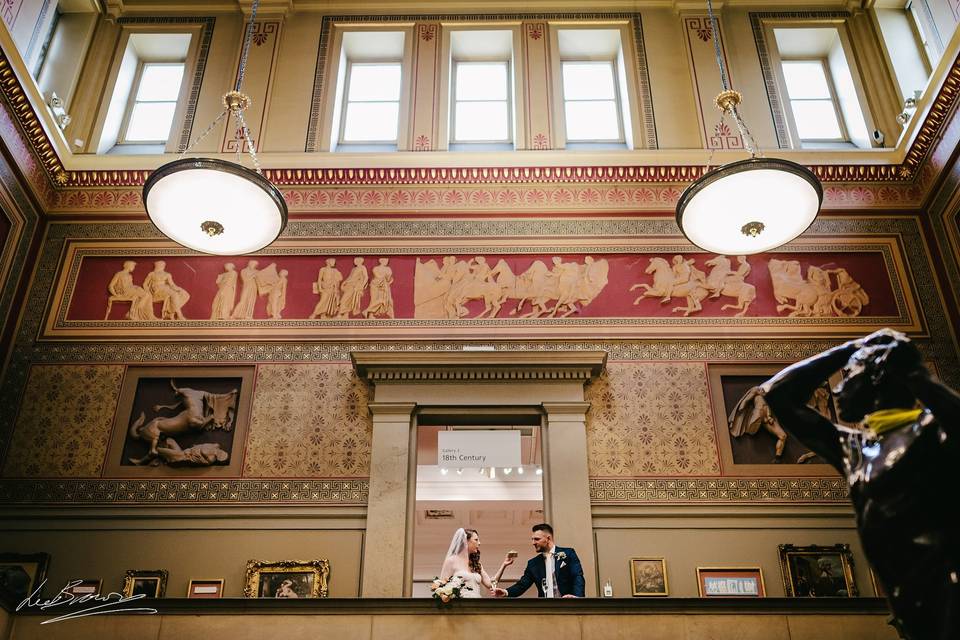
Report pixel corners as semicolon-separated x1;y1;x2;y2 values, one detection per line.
143;0;286;255
676;0;822;255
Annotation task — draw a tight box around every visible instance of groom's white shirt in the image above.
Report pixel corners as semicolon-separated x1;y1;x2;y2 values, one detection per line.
543;545;557;597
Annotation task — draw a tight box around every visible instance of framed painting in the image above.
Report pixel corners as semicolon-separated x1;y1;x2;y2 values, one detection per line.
122;569;168;598
244;560;330;598
629;557;668;597
0;553;49;601
696;567;765;597
778;544;858;597
104;366;255;477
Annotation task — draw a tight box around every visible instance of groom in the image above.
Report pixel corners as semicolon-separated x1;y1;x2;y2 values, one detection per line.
492;523;585;598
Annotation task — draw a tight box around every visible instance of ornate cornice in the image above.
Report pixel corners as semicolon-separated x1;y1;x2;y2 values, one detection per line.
351;350;608;382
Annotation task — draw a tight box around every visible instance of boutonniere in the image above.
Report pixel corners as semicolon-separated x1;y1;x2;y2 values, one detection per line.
555;551;567;562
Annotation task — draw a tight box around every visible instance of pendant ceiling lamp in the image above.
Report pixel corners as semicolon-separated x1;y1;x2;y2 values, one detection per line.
143;0;286;256
675;0;822;255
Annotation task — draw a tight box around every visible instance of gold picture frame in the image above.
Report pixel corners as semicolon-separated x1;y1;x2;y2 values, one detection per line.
629;557;668;597
122;569;168;598
778;544;858;597
696;566;765;597
244;560;330;598
187;578;225;598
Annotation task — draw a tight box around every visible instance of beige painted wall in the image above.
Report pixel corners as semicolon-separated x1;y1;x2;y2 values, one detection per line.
0;518;365;598
593;507;875;599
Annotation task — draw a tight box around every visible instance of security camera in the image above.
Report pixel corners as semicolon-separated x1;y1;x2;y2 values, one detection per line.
872;129;885;146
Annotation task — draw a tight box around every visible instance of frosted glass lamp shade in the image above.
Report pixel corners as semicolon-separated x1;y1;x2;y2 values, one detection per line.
675;158;822;255
144;158;287;255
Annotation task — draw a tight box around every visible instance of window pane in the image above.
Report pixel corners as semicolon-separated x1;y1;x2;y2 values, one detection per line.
562;62;616;100
456;63;508;101
791;100;843;139
564;100;620;140
343;102;399;141
781;61;831;100
455;102;509;141
348;64;401;101
136;64;185;101
126;102;177;141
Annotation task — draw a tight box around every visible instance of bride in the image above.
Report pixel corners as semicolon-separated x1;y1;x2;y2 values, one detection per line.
439;528;512;598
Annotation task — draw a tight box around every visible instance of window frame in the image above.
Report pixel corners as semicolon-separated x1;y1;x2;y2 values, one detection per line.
560;59;625;144
906;0;944;69
337;60;403;146
449;59;513;145
117;60;187;146
779;56;848;144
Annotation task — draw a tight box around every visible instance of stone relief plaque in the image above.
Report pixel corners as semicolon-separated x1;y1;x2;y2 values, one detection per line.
104;366;255;478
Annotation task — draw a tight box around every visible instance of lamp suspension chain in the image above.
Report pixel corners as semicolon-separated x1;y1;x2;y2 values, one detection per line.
706;0;759;157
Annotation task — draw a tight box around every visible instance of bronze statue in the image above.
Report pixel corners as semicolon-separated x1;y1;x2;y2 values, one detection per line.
763;329;960;640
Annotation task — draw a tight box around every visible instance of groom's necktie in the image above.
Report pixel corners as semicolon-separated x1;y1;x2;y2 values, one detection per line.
543;550;556;597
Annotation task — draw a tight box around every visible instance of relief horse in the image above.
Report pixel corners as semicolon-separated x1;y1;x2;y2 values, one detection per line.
704;255;756;317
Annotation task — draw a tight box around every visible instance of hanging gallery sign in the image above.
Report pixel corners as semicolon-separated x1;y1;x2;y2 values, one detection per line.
437;431;521;468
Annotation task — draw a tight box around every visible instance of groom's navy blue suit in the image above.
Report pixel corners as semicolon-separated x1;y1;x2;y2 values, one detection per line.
505;546;585;598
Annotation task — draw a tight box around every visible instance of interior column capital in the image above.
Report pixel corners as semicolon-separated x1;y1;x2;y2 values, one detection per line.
542;401;591;418
367;402;417;417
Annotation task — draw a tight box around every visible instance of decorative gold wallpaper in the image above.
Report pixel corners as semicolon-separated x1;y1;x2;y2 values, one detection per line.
242;364;371;477
586;362;720;476
3;365;124;477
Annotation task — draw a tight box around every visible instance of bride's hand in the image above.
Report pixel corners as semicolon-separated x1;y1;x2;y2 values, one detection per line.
501;554;515;566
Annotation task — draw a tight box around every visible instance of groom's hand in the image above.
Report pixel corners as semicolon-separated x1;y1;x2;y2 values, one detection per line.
562;594;578;598
492;588;508;597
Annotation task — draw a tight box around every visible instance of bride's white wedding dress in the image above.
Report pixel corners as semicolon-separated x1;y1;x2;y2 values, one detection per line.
454;570;483;598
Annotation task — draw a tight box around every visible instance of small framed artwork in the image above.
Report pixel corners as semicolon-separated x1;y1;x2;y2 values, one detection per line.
778;544;858;597
187;579;224;598
696;567;766;597
244;560;330;598
122;569;168;598
64;579;102;597
629;557;668;597
0;553;49;601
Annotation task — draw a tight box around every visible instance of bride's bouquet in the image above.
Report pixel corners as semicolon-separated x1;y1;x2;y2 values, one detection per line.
430;575;472;604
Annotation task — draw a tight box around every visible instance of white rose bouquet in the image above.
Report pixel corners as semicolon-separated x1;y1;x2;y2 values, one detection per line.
430;575;472;604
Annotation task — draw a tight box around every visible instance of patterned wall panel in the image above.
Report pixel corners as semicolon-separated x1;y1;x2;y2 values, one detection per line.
220;20;281;154
586;362;720;477
682;15;742;150
243;364;371;477
2;364;124;477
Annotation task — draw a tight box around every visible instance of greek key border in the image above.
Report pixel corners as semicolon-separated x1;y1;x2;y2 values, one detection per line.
589;478;849;503
0;479;369;505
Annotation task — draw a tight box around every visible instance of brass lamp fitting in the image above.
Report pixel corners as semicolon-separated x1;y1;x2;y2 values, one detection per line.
715;89;742;113
222;91;251;112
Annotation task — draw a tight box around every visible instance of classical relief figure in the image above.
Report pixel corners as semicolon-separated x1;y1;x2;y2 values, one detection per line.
630;256;709;316
768;259;869;318
106;261;157;320
267;269;289;320
210;263;237;320
156;438;229;466
127;380;237;466
142;260;190;320
308;258;342;319
363;258;395;318
337;257;369;318
414;255;609;320
231;260;260;320
704;255;756;317
728;386;817;464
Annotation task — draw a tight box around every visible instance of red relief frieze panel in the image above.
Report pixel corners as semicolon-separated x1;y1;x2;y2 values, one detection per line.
42;239;922;341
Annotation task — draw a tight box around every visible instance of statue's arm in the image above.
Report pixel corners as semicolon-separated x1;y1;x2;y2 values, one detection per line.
904;368;960;430
762;342;860;471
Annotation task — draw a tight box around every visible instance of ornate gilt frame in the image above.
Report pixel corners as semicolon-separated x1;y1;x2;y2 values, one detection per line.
244;559;330;598
629;556;668;597
122;569;168;598
777;543;858;598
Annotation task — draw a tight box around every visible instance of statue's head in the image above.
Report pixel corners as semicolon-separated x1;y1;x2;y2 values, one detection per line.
835;329;922;422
